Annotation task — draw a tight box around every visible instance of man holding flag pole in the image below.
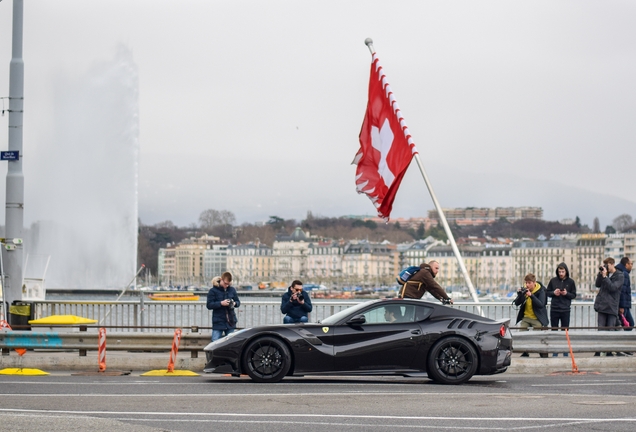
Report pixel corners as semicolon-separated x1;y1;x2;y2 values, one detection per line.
353;38;480;306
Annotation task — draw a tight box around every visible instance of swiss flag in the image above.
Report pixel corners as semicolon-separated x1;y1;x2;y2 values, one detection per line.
353;54;418;221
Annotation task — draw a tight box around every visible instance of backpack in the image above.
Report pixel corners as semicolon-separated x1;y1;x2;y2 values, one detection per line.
397;266;420;285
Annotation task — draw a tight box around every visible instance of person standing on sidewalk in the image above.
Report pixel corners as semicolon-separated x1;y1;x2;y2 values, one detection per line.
616;257;633;331
546;263;577;357
594;257;624;356
514;273;549;358
206;272;241;341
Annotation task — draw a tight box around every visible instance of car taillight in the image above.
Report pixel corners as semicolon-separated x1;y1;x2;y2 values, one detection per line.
499;325;506;337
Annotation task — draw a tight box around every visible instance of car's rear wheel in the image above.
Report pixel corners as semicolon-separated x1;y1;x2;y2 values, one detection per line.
427;336;478;384
243;337;291;383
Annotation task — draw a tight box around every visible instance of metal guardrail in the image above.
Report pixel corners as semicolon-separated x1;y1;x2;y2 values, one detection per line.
512;330;636;353
0;330;209;354
2;329;634;356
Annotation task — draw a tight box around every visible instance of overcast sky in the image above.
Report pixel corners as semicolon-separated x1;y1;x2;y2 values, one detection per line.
1;0;635;230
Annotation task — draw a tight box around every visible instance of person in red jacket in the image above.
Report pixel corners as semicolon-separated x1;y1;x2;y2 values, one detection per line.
398;260;453;304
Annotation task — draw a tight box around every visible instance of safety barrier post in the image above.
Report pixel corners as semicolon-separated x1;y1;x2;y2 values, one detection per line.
167;328;181;373
98;327;106;372
141;328;199;376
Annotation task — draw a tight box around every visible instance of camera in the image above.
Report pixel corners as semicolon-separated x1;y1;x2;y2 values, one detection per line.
599;265;608;272
227;299;235;309
293;293;304;302
518;288;529;295
441;298;452;305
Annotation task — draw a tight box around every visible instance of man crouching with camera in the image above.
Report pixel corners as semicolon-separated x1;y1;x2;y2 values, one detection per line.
514;273;549;358
207;272;241;341
281;280;313;324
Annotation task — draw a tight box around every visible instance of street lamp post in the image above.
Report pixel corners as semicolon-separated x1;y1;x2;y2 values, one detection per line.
3;0;26;307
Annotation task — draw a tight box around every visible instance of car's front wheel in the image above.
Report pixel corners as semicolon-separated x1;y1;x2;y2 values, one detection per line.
427;336;478;384
243;337;291;383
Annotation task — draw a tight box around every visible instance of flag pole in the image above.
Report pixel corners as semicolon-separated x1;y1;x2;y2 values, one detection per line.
364;38;481;307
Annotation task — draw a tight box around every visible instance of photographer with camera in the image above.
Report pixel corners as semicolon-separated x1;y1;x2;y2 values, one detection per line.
206;272;241;341
281;280;313;324
514;273;549;358
594;258;624;339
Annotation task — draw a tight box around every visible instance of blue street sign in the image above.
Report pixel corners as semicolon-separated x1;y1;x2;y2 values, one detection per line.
1;151;19;161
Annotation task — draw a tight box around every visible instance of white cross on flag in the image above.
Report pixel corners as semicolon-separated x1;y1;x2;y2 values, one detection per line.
353;53;418;221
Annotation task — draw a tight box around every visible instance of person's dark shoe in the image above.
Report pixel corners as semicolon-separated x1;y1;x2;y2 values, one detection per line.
624;352;633;356
520;352;529;357
552;353;558;357
606;352;614;357
563;352;568;357
594;352;601;356
539;353;548;358
616;352;626;356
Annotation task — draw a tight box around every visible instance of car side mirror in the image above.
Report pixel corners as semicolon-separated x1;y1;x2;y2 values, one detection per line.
346;314;366;326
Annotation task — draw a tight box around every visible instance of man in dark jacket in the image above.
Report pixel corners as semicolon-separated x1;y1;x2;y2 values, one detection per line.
206;272;241;341
281;280;313;323
546;262;577;355
399;261;453;304
594;257;624;329
514;273;549;358
616;257;633;331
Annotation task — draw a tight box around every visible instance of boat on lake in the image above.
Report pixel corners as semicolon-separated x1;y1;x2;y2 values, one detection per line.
148;293;200;301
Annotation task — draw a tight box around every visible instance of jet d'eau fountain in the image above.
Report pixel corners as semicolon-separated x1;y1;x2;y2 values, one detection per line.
22;45;139;290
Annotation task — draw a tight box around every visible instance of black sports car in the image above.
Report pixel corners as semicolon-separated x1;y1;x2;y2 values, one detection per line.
203;298;512;384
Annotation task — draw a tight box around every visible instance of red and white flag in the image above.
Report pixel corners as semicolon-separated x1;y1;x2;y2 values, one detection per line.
353;53;418;221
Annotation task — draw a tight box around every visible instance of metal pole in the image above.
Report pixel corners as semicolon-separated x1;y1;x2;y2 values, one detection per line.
0;241;6;322
3;0;25;307
413;154;480;304
363;38;480;307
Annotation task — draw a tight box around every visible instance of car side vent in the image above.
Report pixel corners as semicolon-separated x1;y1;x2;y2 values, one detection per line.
457;319;470;329
447;319;461;329
467;321;476;329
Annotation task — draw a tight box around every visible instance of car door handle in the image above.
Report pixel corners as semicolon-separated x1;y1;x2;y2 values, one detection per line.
411;329;421;335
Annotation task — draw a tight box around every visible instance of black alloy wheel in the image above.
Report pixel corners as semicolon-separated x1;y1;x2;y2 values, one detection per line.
427;336;479;385
243;336;291;383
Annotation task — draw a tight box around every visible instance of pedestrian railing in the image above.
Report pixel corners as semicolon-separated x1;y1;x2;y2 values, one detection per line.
24;300;603;332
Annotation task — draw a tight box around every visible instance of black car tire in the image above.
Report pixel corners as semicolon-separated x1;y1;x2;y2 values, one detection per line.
243;336;291;383
427;336;479;385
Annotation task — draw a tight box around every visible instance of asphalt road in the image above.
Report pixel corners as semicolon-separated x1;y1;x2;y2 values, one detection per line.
0;372;635;431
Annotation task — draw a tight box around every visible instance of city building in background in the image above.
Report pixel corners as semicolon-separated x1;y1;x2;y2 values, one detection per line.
428;206;543;226
342;240;399;287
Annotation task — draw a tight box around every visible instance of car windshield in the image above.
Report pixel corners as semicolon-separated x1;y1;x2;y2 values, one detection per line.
320;301;375;325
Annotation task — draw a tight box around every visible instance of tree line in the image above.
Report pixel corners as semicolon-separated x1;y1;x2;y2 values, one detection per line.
138;210;636;277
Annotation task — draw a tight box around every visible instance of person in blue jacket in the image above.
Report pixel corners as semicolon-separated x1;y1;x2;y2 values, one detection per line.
616;257;633;331
206;272;241;341
281;280;313;324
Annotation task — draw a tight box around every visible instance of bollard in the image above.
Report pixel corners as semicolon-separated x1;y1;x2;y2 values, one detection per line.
98;327;106;372
167;328;182;373
140;328;199;376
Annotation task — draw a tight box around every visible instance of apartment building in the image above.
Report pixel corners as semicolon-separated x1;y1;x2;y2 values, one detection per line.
226;242;272;285
341;241;399;286
428;207;543;226
203;244;228;281
271;228;310;282
306;241;344;284
576;234;607;291
157;247;176;285
427;245;483;290
512;237;577;289
478;245;513;291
